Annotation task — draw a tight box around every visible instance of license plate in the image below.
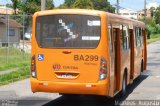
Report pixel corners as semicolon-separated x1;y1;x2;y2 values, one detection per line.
61;74;73;78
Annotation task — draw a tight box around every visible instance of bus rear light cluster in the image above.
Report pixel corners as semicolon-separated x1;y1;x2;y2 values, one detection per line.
99;57;107;80
31;55;37;78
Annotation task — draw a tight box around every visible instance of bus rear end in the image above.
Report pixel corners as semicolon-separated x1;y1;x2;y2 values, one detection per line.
30;9;109;96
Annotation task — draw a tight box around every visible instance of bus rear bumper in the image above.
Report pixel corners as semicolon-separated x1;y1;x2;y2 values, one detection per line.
30;78;109;96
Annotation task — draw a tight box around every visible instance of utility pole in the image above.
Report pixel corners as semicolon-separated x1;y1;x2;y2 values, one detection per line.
116;0;119;14
41;0;46;10
144;0;150;39
144;0;147;24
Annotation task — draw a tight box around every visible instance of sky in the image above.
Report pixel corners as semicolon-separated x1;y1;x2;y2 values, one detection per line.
109;0;160;10
0;0;159;11
54;0;64;7
0;0;65;6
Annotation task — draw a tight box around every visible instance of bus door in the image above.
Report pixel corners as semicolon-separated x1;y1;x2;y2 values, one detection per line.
113;28;120;92
108;25;115;96
134;27;142;77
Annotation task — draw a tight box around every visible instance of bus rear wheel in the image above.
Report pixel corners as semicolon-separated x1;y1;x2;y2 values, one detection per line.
121;73;127;97
141;61;144;73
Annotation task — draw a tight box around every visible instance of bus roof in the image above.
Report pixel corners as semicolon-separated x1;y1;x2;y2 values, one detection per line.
107;12;145;27
34;9;104;17
34;9;145;27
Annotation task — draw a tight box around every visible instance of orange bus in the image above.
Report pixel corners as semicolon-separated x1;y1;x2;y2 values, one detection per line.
30;9;147;97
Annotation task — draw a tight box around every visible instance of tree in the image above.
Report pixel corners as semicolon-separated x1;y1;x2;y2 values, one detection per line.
92;0;115;12
64;0;76;7
18;0;40;15
18;0;54;15
149;6;155;20
72;0;93;9
59;0;115;13
46;0;55;9
154;6;160;24
10;0;20;15
7;0;54;15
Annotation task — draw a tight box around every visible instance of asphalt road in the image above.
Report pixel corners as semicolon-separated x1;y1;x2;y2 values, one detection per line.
0;41;160;106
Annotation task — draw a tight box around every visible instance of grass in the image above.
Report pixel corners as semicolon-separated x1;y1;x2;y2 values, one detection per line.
147;34;160;44
0;61;30;71
0;47;30;71
0;65;30;86
0;47;30;86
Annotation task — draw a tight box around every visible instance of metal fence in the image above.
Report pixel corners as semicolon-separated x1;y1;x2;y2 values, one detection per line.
0;14;32;65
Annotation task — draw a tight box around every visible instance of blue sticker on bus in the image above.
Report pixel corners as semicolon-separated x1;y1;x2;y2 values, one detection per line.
38;54;44;61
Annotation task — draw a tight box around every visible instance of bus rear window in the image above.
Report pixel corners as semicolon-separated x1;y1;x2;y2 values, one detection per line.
36;14;101;48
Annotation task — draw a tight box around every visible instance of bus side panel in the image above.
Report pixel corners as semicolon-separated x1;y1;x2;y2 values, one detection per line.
143;30;147;70
31;13;37;58
99;13;110;96
121;50;131;85
134;47;142;78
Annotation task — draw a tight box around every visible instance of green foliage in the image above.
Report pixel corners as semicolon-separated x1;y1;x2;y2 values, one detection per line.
0;48;30;71
9;0;54;15
0;61;30;71
92;0;115;12
9;0;115;14
0;47;30;85
18;0;40;14
149;6;156;19
146;16;160;39
147;34;160;44
46;0;55;9
10;0;19;14
155;24;160;34
0;65;30;86
154;6;160;24
146;18;155;27
145;6;160;39
59;0;115;13
72;0;93;9
64;0;76;7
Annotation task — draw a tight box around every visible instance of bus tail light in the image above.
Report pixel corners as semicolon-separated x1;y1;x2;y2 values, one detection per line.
99;57;107;80
31;55;36;78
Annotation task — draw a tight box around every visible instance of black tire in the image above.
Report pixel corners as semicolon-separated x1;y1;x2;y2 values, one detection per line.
60;94;77;98
139;61;144;77
141;61;144;73
121;73;127;97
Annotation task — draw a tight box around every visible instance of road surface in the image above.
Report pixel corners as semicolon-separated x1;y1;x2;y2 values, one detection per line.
0;41;160;106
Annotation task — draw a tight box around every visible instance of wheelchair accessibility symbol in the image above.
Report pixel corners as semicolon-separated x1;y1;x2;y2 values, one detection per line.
38;54;44;61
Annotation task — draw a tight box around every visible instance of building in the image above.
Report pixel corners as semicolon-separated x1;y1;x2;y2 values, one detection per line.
137;9;151;19
137;2;159;19
0;6;14;20
0;18;22;46
117;2;159;20
119;8;138;19
0;6;14;15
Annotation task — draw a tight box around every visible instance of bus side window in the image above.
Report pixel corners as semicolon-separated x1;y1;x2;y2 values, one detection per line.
123;25;129;50
139;28;144;47
120;25;123;50
120;25;129;50
134;27;138;47
134;28;136;47
138;27;141;47
108;24;113;53
141;29;144;46
127;26;130;49
135;27;143;47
